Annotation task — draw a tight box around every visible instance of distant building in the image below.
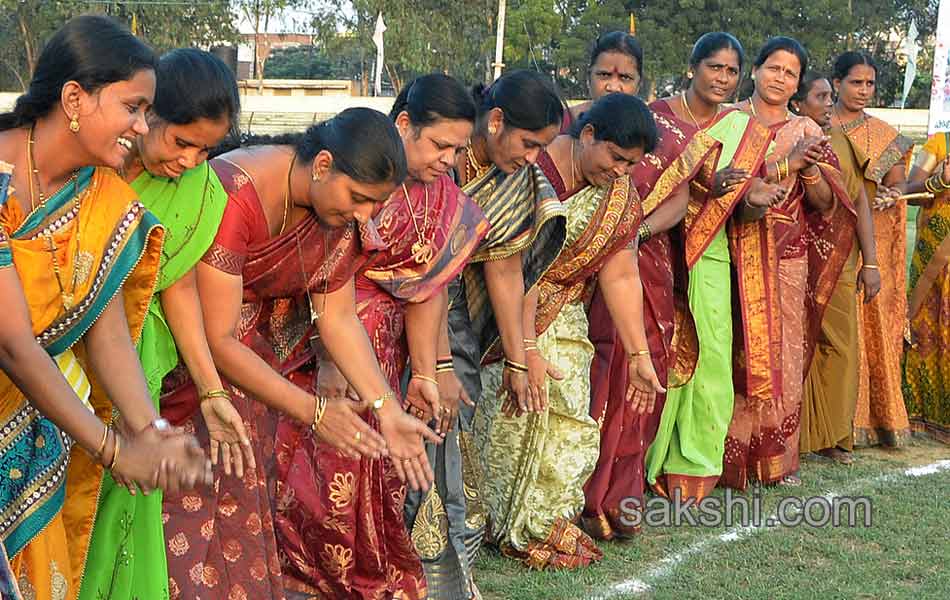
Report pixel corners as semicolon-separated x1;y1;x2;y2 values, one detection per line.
237;78;356;97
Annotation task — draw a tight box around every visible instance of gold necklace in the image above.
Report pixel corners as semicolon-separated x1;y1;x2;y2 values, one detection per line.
27;125;82;311
680;92;720;130
280;154;293;235
748;97;791;123
296;229;330;330
402;182;433;264
465;144;492;183
832;105;871;157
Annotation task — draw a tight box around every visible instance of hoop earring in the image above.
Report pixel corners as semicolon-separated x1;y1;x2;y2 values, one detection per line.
69;115;80;133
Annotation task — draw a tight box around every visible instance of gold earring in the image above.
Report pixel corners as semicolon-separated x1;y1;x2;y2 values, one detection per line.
312;172;320;182
687;72;693;79
69;115;80;133
488;124;498;135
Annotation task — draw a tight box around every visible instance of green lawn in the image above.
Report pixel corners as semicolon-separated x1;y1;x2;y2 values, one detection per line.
473;438;950;600
473;197;948;599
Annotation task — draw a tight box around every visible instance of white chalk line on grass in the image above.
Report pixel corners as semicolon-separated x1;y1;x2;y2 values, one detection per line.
586;459;950;599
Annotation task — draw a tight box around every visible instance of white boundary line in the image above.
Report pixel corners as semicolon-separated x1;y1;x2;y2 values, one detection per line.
586;459;950;599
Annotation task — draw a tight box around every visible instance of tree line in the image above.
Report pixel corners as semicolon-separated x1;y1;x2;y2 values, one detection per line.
0;0;941;107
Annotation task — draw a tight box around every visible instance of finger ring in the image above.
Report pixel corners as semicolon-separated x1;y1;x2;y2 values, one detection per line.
354;431;362;442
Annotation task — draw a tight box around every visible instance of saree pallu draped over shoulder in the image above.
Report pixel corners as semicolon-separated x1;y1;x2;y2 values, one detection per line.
444;162;566;583
80;161;228;600
277;174;487;600
584;110;720;540
904;132;950;442
473;167;640;570
160;158;378;600
832;116;913;448
0;166;163;600
645;108;773;502
722;113;857;490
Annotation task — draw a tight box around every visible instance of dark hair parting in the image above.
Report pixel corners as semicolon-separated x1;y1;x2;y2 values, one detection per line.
570;93;657;155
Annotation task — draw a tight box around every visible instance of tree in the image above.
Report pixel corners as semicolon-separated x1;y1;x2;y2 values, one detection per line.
0;0;237;92
234;0;308;92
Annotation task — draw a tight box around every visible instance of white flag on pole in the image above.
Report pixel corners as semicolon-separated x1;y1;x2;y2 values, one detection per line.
900;20;919;109
929;0;950;134
372;12;386;97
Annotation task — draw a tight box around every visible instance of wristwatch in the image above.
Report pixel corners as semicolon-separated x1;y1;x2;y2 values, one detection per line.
372;390;396;411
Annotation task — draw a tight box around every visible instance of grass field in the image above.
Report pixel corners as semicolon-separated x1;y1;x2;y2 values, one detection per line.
474;198;948;600
473;438;950;600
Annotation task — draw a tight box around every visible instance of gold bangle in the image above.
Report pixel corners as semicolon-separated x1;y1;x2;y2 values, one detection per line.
108;432;121;471
862;264;879;270
629;349;650;358
200;389;230;401
503;358;529;373
436;365;454;374
800;169;821;185
96;425;110;459
412;373;439;387
311;395;328;431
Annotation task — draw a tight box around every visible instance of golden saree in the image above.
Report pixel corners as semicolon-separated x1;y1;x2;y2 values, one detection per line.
0;166;163;599
474;168;640;569
832;115;913;447
904;132;950;442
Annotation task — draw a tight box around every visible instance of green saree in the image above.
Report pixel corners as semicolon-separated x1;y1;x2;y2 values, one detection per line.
79;162;227;600
645;108;772;500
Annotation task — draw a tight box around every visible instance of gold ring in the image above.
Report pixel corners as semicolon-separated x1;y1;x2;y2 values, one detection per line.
354;431;362;442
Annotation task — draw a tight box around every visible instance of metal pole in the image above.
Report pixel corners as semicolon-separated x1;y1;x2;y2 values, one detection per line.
492;0;507;80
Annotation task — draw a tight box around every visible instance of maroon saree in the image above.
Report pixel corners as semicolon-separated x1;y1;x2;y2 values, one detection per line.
583;110;719;538
160;157;378;600
275;174;487;599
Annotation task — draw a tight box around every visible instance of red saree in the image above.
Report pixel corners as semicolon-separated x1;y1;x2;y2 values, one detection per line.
159;158;378;600
721;113;856;489
275;175;487;599
583;110;719;539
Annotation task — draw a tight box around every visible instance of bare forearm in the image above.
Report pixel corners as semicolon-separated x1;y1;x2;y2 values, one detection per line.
209;335;311;423
643;184;688;235
598;251;650;356
0;337;106;454
317;313;390;403
162;269;223;395
84;295;159;432
484;254;527;363
522;286;538;342
405;294;442;378
803;168;834;212
855;187;878;265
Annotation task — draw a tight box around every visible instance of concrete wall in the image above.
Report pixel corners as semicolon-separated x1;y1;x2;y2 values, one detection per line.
0;91;931;139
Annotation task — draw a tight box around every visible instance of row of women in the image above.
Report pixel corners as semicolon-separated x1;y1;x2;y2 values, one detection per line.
0;12;946;600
